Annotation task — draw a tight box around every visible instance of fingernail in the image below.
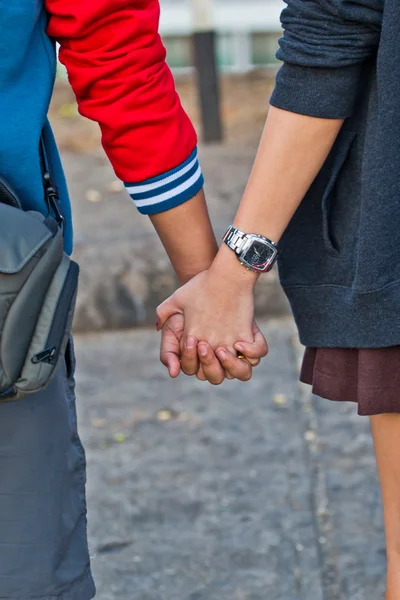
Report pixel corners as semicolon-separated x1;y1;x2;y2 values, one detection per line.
217;349;226;360
198;344;207;357
185;336;196;349
235;344;244;352
156;321;161;331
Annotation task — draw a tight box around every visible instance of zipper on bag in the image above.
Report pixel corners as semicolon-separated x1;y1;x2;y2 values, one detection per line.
31;261;79;366
31;347;57;365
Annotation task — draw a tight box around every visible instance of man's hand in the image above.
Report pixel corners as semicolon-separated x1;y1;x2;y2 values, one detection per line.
156;241;270;385
159;313;184;379
159;315;268;384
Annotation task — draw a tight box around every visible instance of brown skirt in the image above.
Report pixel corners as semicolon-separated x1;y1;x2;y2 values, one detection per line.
300;347;400;416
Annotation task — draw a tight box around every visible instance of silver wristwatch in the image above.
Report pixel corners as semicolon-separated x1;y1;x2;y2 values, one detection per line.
223;225;278;273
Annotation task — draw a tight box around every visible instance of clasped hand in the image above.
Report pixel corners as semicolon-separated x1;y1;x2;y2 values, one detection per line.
156;266;268;384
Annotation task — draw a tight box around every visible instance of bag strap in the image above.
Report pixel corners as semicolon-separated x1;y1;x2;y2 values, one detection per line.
39;133;65;232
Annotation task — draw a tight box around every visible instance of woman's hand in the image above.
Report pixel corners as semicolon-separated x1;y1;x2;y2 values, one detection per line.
159;314;268;384
157;253;268;384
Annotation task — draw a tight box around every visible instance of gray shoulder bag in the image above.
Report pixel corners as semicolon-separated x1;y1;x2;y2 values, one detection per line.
0;137;79;402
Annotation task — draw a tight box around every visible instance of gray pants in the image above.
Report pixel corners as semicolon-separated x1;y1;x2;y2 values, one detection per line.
0;339;95;599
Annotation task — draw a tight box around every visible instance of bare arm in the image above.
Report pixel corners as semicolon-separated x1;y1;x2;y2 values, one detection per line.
157;106;344;375
150;189;218;285
152;0;382;287
157;0;383;383
211;106;344;280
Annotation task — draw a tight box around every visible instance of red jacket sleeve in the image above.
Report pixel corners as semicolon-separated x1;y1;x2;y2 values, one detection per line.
46;0;203;214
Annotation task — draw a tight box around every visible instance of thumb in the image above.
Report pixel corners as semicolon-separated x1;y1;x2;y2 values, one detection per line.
156;294;183;329
160;318;184;378
233;325;268;360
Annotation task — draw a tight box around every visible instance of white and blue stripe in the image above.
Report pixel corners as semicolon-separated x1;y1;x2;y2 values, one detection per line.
124;148;204;215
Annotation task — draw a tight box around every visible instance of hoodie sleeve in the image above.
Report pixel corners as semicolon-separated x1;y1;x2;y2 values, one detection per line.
45;0;204;215
270;0;384;119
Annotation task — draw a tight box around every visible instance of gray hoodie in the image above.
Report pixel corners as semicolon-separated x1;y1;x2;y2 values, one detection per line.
270;0;396;348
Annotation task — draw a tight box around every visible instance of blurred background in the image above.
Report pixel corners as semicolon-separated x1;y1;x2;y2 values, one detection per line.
52;2;386;598
159;0;282;72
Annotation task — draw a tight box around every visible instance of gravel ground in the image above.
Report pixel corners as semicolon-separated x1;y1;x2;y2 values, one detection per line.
74;318;386;600
50;74;386;600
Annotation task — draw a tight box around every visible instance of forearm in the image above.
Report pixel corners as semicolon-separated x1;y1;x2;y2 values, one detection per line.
235;106;343;241
211;0;382;286
211;106;344;282
150;189;218;284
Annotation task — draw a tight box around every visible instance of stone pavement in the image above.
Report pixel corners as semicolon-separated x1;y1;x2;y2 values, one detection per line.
74;317;386;600
64;144;290;333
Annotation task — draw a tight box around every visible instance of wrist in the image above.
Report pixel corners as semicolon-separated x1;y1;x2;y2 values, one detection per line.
176;239;219;284
209;243;259;289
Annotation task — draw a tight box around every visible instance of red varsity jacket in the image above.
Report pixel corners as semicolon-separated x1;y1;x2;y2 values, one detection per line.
45;0;204;215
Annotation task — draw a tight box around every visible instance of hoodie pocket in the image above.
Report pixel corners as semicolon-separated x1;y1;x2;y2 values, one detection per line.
321;130;357;257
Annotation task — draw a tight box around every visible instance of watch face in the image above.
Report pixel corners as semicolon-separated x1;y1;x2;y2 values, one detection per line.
242;240;275;272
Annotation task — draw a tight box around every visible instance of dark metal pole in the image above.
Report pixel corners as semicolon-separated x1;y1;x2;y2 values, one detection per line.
192;30;223;143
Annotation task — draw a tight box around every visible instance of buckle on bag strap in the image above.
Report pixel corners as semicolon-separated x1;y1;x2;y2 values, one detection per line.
39;134;65;231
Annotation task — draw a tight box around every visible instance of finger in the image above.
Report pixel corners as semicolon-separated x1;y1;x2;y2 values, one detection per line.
247;357;261;367
215;348;253;382
234;329;268;360
219;347;236;378
159;317;184;379
245;325;264;366
197;342;225;385
156;296;182;330
196;364;207;381
180;336;199;376
160;345;181;378
164;354;181;378
230;345;259;367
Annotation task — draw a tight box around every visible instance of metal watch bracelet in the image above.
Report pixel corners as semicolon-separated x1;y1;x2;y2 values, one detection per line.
222;225;278;274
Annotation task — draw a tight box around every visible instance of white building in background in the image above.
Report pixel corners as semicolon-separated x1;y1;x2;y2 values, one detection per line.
159;0;283;72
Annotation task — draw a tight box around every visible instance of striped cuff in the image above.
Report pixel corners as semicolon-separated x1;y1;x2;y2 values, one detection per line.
124;148;204;215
